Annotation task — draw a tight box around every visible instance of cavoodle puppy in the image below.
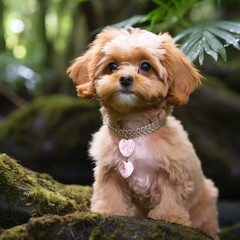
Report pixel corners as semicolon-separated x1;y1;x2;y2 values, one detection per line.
68;27;219;239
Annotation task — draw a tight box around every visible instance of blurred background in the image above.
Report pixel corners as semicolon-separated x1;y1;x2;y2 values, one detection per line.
0;0;240;228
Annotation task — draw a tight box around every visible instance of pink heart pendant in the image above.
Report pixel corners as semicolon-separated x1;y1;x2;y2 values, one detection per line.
118;161;134;178
119;139;135;158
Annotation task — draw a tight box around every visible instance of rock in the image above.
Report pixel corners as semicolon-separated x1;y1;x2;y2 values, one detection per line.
0;154;213;240
0;154;92;229
0;213;212;240
0;95;101;185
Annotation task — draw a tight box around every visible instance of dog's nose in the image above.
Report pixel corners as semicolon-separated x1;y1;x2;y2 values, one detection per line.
119;75;133;87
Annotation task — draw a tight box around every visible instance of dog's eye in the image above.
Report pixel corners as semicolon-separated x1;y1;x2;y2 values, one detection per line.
108;62;118;73
140;62;152;72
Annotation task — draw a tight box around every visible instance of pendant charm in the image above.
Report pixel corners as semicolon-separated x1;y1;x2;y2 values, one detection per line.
119;139;135;158
118;160;134;179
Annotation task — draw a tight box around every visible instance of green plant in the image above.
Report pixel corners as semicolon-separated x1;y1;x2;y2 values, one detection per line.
174;21;240;64
113;0;240;65
145;0;200;31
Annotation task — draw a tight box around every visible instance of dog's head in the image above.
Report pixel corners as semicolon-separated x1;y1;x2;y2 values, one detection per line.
68;27;201;113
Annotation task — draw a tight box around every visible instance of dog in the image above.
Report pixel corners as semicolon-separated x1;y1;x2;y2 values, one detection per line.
68;27;219;239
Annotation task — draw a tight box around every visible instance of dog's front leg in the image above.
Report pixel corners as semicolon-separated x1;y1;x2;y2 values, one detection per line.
91;167;133;216
148;181;191;226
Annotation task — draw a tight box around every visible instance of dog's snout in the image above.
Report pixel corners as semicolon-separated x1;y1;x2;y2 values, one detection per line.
119;75;133;87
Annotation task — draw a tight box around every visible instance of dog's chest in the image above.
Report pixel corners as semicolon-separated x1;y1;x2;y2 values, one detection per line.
127;166;155;197
118;138;161;201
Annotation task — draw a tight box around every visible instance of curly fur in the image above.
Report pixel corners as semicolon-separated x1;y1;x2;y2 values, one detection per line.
68;27;219;239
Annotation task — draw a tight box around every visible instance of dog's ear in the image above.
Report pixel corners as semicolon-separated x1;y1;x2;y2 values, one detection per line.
160;33;201;106
67;27;120;99
67;49;95;99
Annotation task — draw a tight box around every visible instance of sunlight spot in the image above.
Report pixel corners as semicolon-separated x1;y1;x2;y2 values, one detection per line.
9;19;25;33
45;13;58;27
6;35;19;49
13;45;27;59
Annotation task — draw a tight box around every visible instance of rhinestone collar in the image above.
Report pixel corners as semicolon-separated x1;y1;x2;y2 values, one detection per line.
107;118;166;139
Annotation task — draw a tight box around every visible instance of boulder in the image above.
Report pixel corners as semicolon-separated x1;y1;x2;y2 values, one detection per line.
0;95;101;185
0;153;92;229
0;213;212;240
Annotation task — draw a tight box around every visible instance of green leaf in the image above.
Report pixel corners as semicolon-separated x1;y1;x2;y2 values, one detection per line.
173;28;195;42
180;31;201;53
174;21;240;64
203;31;227;61
198;46;205;65
208;27;240;50
187;40;203;62
213;21;240;34
203;39;218;61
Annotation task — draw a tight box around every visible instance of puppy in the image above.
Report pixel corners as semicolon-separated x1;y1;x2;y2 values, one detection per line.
68;27;219;239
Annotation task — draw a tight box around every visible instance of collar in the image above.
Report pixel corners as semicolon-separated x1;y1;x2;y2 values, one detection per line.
107;117;166;139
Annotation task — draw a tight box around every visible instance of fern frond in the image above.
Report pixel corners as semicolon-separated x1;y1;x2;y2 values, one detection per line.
174;21;240;64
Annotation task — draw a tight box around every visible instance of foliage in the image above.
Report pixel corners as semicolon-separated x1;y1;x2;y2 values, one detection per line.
0;0;240;104
145;0;200;31
1;0;76;68
174;21;240;64
0;0;84;101
115;0;240;65
112;15;146;29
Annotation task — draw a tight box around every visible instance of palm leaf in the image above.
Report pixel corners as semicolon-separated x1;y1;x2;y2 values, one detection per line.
208;27;240;50
174;21;240;64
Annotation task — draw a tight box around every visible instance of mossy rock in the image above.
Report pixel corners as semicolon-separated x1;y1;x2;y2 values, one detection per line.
0;212;213;240
0;94;101;184
0;154;92;229
0;153;214;240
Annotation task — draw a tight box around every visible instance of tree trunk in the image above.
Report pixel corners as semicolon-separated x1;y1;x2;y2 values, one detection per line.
37;0;54;69
0;1;6;52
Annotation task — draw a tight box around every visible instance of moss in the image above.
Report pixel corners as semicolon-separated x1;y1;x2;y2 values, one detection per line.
24;212;101;240
0;94;101;184
0;153;92;229
220;223;240;240
0;224;27;240
28;187;77;216
0;94;99;145
61;185;92;212
0;153;34;205
0;212;212;240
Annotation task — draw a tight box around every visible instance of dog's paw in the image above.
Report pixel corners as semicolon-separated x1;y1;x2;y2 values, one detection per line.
148;208;191;227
